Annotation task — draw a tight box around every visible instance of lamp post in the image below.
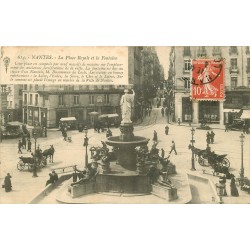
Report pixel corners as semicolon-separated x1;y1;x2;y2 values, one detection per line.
190;127;196;171
239;133;245;186
32;131;38;177
33;131;38;152
83;127;89;168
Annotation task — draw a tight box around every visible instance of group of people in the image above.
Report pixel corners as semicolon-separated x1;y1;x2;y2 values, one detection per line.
161;107;170;117
206;130;215;144
152;130;177;156
216;174;239;197
18;136;32;154
45;170;58;186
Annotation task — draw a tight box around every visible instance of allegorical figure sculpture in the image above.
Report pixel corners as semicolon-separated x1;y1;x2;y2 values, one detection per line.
120;89;135;124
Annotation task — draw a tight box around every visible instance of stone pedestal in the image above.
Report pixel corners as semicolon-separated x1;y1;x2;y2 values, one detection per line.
96;174;151;194
69;181;95;198
119;123;134;141
101;162;111;174
151;184;178;201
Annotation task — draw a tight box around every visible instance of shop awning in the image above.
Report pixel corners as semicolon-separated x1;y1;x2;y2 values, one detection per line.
241;110;250;119
223;109;241;113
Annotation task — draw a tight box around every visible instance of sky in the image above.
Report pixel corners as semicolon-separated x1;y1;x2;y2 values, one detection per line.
155;46;171;80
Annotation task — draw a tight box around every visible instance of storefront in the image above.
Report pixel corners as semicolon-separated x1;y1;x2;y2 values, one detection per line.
223;109;242;124
199;101;220;123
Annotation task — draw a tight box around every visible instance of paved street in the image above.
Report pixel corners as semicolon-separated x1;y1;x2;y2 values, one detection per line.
0;107;249;203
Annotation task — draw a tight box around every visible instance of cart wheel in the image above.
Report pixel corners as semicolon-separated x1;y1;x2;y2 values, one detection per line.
17;160;25;171
198;156;205;166
221;158;230;168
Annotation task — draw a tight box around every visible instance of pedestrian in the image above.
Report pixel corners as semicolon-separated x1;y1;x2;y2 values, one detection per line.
44;127;47;137
51;170;58;182
242;123;246;134
18;140;22;154
225;123;229;132
106;128;112;138
221;175;227;196
165;107;168;116
165;125;169;135
210;130;215;144
177;118;181;126
161;107;164;117
45;173;54;186
22;136;26;149
169;140;177;155
206;131;211;144
27;139;32;152
2;173;12;192
230;175;239;197
161;148;165;159
149;106;152;116
153;130;158;142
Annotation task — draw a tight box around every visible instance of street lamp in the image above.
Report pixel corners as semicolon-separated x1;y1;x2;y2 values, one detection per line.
239;133;245;186
190;127;196;171
33;131;38;152
83;127;89;168
32;131;38;177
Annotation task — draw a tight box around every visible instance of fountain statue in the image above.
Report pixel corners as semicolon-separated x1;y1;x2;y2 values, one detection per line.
120;89;135;124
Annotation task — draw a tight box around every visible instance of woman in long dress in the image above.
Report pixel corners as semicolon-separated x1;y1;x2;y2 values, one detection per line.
4;173;12;192
230;175;239;197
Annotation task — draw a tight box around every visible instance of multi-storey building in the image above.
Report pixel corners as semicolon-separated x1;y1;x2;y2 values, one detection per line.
20;46;164;128
22;84;124;128
0;85;8;125
5;84;23;122
168;46;250;125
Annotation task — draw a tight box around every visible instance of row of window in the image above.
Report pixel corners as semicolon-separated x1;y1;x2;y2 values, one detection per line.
183;46;249;56
59;94;110;105
22;84;117;91
184;58;250;72
23;93;39;106
181;77;250;89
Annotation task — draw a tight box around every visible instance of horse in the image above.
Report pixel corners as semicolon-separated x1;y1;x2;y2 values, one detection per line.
43;145;55;163
188;144;205;160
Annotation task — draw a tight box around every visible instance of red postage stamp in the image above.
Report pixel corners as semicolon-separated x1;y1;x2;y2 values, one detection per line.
191;59;225;100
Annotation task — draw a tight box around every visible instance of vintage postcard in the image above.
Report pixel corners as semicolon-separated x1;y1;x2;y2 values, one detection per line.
0;46;249;204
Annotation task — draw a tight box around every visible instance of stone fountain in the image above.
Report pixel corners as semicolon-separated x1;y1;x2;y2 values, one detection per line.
95;88;151;194
66;88;178;201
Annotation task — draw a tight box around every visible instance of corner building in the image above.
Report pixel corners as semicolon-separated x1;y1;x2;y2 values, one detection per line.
169;46;250;125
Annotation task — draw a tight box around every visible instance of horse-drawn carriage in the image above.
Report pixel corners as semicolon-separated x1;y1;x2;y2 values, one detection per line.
17;145;55;171
188;144;231;177
17;155;47;171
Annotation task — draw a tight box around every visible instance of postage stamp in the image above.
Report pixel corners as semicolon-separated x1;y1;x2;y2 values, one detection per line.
191;59;225;101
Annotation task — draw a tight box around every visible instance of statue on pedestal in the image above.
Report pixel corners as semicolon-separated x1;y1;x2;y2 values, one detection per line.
120;89;135;124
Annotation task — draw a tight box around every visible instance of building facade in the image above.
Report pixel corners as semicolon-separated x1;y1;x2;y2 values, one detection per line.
168;46;250;125
22;84;124;128
18;46;164;128
5;84;23;122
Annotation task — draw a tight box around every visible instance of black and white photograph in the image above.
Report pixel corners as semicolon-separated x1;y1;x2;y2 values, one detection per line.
1;46;249;204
